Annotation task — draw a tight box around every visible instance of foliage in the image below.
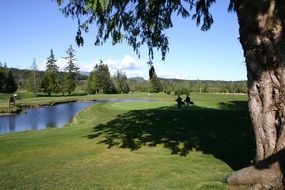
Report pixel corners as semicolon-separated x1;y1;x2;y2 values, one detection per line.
128;77;149;92
57;0;219;61
1;65;247;95
29;58;40;96
86;61;115;94
0;62;7;92
113;70;130;93
5;70;18;93
148;72;163;93
63;45;79;95
0;62;18;93
41;49;59;96
129;77;247;94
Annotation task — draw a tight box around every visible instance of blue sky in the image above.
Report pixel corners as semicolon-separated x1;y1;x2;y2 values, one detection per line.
0;0;246;81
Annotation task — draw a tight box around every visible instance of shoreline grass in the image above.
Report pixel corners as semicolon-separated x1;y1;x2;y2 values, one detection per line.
0;92;98;114
0;92;253;189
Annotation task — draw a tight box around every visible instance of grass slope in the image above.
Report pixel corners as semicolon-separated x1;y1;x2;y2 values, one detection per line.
0;93;254;189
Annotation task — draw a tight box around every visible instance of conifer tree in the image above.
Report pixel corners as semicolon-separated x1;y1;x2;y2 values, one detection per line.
63;45;79;95
113;70;129;93
86;61;115;94
0;62;5;92
29;58;39;96
42;49;59;96
5;70;17;93
148;72;162;93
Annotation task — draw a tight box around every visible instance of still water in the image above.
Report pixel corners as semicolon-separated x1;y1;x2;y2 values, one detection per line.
0;99;155;134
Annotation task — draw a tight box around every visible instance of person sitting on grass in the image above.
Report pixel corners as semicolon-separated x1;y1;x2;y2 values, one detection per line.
175;95;185;109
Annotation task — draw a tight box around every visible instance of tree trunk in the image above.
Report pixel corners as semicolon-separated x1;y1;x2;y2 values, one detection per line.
227;1;285;189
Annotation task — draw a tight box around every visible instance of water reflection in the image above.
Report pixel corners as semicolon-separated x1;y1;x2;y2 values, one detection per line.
0;101;96;134
9;116;16;131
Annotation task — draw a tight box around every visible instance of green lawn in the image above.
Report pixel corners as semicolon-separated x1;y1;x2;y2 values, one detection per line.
0;92;255;189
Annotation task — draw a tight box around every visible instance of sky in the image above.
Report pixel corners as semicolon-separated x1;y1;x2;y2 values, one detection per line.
0;1;246;81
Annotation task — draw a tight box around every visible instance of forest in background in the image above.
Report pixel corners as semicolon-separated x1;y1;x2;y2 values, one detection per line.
1;65;247;95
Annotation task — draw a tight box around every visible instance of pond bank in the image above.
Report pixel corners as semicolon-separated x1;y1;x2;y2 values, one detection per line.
0;97;97;115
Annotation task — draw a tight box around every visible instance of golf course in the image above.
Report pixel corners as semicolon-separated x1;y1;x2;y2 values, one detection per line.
0;92;254;189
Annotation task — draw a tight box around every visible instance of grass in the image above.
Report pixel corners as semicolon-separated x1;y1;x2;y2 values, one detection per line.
0;92;97;113
0;92;255;189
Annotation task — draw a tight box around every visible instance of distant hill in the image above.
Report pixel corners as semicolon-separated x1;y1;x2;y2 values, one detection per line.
129;77;145;81
80;71;90;76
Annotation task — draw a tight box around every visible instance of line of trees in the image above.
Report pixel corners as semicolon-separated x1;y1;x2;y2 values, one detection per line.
128;78;247;94
40;47;79;96
41;46;80;96
1;55;247;95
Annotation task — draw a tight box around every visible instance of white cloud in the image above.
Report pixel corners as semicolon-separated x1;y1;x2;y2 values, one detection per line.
105;55;146;71
77;61;97;72
56;58;69;71
102;55;149;79
38;58;69;71
38;61;46;71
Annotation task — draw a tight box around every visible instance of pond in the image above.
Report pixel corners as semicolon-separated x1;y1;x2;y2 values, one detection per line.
0;99;156;135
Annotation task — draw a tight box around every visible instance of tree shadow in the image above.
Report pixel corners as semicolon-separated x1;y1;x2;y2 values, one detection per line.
86;101;255;170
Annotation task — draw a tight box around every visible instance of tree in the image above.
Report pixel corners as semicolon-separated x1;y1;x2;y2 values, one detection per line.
5;70;17;93
0;62;5;92
148;72;162;93
0;62;9;92
63;45;79;95
56;0;285;188
29;58;39;96
113;70;129;93
42;49;59;96
0;62;17;93
86;61;115;94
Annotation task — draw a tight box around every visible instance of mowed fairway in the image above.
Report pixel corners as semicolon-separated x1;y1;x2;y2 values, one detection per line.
0;93;255;189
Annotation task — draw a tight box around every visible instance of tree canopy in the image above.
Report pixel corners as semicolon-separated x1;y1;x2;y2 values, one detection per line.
86;61;116;94
55;0;235;60
42;49;59;95
113;70;130;93
63;45;80;95
0;62;18;93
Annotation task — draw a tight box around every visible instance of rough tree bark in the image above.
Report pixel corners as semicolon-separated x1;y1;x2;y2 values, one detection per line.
227;0;285;189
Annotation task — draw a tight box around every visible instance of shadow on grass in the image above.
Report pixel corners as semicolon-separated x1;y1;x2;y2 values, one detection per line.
87;101;255;170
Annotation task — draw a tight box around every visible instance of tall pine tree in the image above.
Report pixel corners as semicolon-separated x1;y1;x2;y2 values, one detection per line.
63;45;79;95
42;49;59;96
29;58;39;96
